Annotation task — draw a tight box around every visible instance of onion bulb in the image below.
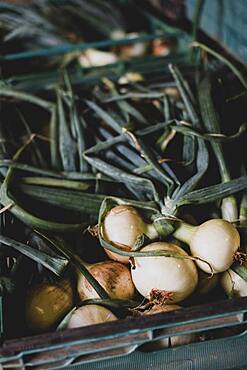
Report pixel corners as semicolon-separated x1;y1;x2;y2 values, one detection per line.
102;205;158;263
66;304;117;329
79;49;118;68
196;271;219;295
26;279;74;332
152;39;173;56
119;72;143;84
118;33;147;58
221;268;247;297
174;219;240;273
77;260;135;300
131;242;198;303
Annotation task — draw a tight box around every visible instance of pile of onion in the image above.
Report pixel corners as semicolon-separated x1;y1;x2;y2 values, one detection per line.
30;204;241;334
101;204;243;309
103;205;240;274
102;205;199;302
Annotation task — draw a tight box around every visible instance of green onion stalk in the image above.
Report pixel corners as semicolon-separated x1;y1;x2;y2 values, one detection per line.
81;66;247;287
198;74;238;222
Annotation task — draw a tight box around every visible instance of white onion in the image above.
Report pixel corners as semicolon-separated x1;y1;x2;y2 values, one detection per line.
118;72;143;84
174;219;240;273
78;49;118;67
111;30;126;40
221;268;247;297
66;304;117;329
131;242;198;303
221;196;238;222
77;260;135;300
152;39;172;56
102;205;158;263
118;33;147;58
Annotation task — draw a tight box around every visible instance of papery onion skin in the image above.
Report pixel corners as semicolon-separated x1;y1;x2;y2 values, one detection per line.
26;280;74;332
102;205;157;264
66;304;117;329
131;242;198;303
190;219;240;273
77;260;135;300
221;269;247;297
145;304;180;315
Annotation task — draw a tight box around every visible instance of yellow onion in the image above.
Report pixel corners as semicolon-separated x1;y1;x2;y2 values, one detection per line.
66;304;117;329
221;268;247;297
77;260;135;300
102;205;158;263
131;242;198;303
26;279;74;332
174;219;240;273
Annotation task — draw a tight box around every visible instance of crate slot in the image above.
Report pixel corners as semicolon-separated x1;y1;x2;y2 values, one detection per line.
21;331;151;369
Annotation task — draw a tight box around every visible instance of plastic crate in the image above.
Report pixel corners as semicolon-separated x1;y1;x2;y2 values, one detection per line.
186;0;247;63
0;297;247;369
0;2;246;370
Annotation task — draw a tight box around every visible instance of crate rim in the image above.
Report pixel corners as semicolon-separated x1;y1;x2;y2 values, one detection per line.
1;295;247;362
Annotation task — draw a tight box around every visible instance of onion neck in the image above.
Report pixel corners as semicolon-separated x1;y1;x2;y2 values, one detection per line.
79;259;91;269
145;223;159;240
173;222;197;245
221;196;238;222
